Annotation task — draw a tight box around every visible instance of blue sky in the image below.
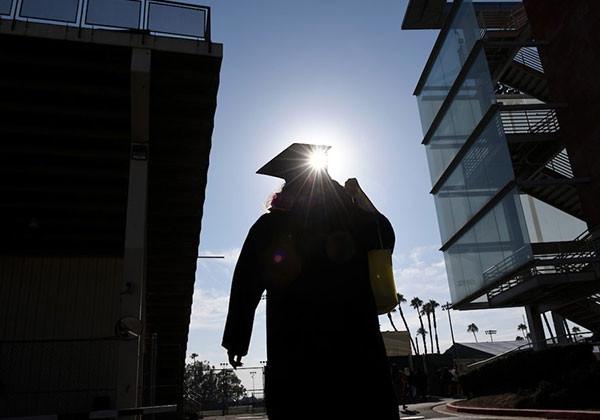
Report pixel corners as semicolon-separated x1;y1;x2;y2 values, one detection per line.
185;0;537;388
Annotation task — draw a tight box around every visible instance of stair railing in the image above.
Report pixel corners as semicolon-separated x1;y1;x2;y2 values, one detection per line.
514;46;544;73
500;105;561;136
544;149;574;179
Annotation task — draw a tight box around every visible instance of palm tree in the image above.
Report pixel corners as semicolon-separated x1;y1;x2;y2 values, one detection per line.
421;302;434;353
517;323;529;342
411;297;428;354
516;336;524;341
429;299;441;353
396;293;418;355
387;311;399;332
417;327;428;347
467;323;479;342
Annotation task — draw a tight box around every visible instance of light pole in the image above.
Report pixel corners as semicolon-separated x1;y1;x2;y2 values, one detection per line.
250;371;256;398
485;330;497;342
260;360;267;401
442;302;455;345
219;363;229;415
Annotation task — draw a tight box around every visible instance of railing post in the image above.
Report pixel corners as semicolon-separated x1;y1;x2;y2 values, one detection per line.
206;6;212;51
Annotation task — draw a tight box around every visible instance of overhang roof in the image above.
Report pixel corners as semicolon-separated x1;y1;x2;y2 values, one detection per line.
448;340;526;356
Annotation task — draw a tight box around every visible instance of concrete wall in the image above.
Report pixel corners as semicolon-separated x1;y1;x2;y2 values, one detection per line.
523;0;600;230
0;257;122;416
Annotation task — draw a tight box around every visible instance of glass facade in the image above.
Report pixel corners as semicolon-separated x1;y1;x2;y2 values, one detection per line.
425;49;496;184
434;112;515;243
444;189;532;303
416;0;481;134
415;0;534;304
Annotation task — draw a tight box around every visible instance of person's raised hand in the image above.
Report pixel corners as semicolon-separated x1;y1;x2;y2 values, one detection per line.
228;351;243;369
344;178;360;198
345;178;378;213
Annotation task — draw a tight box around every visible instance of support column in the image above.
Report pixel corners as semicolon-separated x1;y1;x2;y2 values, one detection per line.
552;312;569;344
117;47;151;410
525;305;546;350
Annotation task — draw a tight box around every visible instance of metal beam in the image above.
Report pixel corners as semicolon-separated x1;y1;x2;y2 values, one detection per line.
117;47;151;410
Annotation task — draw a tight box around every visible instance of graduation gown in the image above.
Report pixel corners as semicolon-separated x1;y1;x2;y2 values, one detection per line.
222;189;399;419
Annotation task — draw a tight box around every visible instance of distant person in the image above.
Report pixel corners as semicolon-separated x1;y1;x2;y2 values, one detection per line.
222;144;399;419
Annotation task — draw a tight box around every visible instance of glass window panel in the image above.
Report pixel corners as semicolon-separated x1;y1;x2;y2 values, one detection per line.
147;2;206;38
0;0;12;15
433;111;514;242
86;0;141;29
444;188;532;304
20;0;78;22
416;0;481;132
520;195;587;243
425;49;496;183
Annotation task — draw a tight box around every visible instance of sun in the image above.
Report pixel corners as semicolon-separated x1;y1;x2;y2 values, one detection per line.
308;149;329;171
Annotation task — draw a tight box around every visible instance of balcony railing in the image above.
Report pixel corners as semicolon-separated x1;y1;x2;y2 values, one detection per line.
477;3;528;39
0;0;211;41
485;232;600;301
500;104;561;136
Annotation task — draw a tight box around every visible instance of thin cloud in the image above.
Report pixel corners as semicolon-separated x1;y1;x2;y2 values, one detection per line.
385;245;531;352
190;288;230;330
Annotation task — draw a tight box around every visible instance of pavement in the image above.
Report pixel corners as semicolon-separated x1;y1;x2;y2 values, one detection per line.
200;399;546;420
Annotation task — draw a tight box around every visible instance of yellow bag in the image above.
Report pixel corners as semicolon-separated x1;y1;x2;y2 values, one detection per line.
369;248;398;315
346;179;398;315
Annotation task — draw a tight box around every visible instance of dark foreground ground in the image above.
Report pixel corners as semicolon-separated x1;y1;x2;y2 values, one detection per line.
200;399;545;419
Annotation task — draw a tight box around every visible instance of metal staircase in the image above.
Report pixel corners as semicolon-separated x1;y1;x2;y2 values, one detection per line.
519;150;586;220
555;294;600;335
501;49;550;102
478;3;551;102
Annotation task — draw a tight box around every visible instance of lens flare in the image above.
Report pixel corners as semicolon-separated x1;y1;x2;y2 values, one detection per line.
308;149;328;171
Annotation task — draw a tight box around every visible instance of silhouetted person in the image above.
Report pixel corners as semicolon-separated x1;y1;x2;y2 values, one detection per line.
222;144;399;419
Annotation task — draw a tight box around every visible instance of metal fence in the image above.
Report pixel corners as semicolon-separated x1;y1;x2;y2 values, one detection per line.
0;0;211;40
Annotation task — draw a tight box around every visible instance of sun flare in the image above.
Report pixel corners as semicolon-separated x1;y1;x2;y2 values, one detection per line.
308;149;329;171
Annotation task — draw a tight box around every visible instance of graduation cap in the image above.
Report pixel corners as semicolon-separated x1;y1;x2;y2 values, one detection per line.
256;143;331;182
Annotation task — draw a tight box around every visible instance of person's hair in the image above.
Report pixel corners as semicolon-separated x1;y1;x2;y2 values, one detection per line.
266;183;285;210
267;175;351;211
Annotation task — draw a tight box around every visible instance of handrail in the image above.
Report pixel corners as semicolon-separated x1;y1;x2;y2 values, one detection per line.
485;230;599;300
2;0;211;41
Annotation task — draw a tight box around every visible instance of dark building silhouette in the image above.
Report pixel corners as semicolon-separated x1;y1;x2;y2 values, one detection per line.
403;0;600;349
0;1;221;416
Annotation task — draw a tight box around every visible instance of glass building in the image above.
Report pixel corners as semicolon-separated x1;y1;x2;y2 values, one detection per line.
403;0;599;344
